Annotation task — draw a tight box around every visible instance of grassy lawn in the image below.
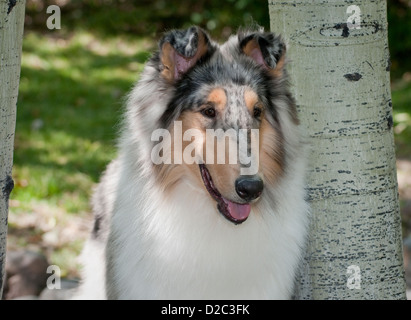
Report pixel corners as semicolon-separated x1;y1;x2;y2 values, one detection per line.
8;30;153;277
8;27;411;278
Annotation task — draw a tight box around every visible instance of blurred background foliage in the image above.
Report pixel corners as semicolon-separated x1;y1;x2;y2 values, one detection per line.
24;0;270;38
9;0;411;278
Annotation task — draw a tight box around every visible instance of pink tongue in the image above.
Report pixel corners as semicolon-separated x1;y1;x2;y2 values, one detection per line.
224;199;251;221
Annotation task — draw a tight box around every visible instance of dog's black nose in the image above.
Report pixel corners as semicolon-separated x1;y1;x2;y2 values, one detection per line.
235;177;264;202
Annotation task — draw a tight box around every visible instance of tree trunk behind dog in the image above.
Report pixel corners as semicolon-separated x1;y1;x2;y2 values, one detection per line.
269;0;406;299
0;0;25;298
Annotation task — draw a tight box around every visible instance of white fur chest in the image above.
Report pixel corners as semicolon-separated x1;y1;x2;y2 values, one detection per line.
107;164;308;300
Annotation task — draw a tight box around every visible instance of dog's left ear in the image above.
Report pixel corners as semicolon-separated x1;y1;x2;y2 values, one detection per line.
159;26;213;83
239;32;286;77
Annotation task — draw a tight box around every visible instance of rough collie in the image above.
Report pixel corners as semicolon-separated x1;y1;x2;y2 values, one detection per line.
75;26;309;299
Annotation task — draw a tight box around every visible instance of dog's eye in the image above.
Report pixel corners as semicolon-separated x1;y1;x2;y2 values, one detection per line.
253;106;262;118
202;107;216;118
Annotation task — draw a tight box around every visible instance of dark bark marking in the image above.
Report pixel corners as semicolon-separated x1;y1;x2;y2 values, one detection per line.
386;57;391;72
0;176;10;297
7;0;17;14
365;61;374;70
334;23;349;37
344;73;362;81
387;115;393;130
2;175;14;200
373;22;381;34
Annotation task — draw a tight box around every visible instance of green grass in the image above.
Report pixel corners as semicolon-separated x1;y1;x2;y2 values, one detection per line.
14;31;152;207
9;30;153;277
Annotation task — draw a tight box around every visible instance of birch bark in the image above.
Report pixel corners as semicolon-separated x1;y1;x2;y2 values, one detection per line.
268;0;406;299
0;0;25;298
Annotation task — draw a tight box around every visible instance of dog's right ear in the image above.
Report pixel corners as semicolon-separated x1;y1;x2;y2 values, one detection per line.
159;26;212;83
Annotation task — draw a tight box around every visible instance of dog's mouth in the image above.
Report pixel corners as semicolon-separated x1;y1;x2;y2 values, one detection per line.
199;164;251;225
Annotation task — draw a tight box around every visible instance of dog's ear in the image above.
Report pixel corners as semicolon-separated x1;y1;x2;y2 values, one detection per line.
159;26;212;82
239;32;286;77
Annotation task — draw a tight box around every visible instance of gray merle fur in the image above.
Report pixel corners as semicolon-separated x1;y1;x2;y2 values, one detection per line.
156;27;294;131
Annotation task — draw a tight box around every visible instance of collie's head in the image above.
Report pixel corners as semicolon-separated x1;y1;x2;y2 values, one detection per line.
126;26;300;225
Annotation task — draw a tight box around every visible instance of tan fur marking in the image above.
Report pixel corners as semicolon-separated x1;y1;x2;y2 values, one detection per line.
195;30;209;63
160;42;176;82
162;108;241;201
259;118;284;185
244;88;259;113
242;39;260;63
272;50;286;78
179;110;239;200
178;112;207;191
154;123;180;193
209;163;240;200
207;88;227;114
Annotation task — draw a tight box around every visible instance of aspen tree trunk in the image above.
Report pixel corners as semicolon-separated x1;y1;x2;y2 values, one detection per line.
0;0;25;298
269;0;406;299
